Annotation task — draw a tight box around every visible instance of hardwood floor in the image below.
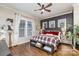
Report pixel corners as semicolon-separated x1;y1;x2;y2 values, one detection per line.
10;43;79;56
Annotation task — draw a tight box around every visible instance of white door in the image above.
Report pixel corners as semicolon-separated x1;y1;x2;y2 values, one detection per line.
14;15;33;45
14;15;28;45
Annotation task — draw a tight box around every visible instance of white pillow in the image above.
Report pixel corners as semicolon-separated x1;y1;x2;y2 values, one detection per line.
46;34;53;36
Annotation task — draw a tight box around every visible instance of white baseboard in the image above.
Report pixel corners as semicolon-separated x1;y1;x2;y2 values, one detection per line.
12;40;30;47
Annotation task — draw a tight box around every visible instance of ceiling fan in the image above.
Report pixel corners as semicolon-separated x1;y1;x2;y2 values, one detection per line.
34;3;52;14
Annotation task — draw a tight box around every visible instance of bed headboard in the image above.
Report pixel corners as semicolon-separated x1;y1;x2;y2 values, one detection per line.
43;28;61;36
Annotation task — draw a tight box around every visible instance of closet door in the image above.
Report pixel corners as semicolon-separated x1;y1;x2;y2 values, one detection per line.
14;14;34;45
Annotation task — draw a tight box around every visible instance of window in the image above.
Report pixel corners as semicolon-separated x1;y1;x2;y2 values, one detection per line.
19;20;32;38
19;20;26;37
27;21;32;37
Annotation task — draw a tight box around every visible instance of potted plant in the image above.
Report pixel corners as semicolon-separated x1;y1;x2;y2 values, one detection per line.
74;25;79;48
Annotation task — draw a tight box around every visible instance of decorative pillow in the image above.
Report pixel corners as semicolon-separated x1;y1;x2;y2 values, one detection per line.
46;34;53;36
44;31;60;36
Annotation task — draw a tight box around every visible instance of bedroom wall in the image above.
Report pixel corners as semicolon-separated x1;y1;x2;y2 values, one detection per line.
35;19;40;34
73;4;79;26
73;4;79;49
40;13;73;30
0;5;39;46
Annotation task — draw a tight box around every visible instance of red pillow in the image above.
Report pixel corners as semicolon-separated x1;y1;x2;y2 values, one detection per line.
43;31;59;35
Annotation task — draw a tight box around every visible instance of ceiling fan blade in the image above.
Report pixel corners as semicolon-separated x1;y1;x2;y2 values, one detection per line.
34;8;42;11
37;3;41;7
44;9;51;12
38;5;44;10
41;11;43;14
42;5;44;8
45;3;52;8
34;9;39;11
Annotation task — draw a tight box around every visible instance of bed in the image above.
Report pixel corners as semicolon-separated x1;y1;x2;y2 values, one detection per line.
30;30;61;53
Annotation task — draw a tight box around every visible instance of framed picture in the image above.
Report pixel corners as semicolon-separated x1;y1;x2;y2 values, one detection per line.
42;22;47;29
58;18;66;28
49;20;55;28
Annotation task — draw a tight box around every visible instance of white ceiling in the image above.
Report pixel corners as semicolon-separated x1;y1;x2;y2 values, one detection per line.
0;3;73;20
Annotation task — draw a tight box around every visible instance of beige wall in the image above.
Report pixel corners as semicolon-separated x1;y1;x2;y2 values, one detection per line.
0;6;15;19
73;4;79;49
0;5;40;46
74;4;79;26
35;19;40;34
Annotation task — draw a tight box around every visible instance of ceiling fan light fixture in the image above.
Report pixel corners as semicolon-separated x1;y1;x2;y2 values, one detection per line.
41;9;44;12
34;3;52;14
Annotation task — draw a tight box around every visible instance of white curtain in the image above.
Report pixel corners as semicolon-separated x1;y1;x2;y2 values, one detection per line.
13;14;21;45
